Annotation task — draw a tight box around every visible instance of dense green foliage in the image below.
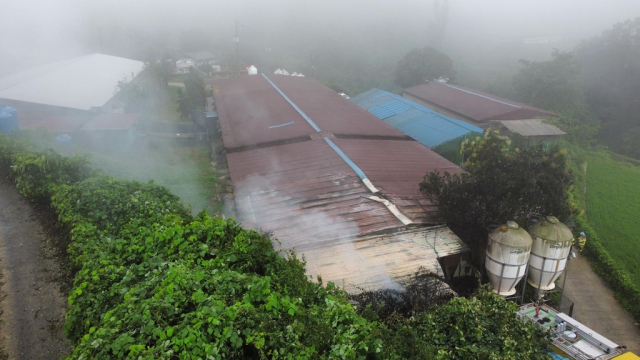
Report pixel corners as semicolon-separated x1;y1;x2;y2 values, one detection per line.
585;158;640;284
53;178;386;359
177;71;208;120
114;61;172;115
575;17;640;158
394;47;455;88
0;134;553;359
420;130;575;250
512;50;599;145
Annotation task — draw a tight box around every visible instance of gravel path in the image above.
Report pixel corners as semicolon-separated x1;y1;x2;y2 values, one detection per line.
0;179;71;359
563;253;640;353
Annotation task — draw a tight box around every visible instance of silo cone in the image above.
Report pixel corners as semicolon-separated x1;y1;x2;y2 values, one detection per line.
485;221;533;296
527;216;573;291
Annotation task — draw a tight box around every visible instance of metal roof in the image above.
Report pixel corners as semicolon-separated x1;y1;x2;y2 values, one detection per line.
498;119;565;137
214;75;316;148
303;226;469;293
228;140;404;245
214;76;405;149
267;76;404;137
0;54;144;111
80;113;139;131
404;82;557;122
20;116;86;132
351;88;483;148
217;74;469;291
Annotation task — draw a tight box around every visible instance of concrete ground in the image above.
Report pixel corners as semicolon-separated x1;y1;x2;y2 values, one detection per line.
562;253;640;353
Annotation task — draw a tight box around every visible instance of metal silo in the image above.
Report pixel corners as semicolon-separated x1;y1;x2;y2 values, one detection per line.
485;221;532;296
527;216;573;291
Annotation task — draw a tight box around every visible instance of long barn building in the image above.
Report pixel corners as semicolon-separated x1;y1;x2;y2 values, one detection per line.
214;74;470;293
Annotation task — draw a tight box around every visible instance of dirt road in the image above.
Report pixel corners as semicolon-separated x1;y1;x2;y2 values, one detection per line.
563;253;640;353
0;179;71;359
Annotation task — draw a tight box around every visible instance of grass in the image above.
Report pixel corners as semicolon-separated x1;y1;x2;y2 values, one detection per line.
89;143;226;215
586;155;640;284
144;86;188;124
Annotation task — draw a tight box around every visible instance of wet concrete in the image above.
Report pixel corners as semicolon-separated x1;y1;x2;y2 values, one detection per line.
563;253;640;353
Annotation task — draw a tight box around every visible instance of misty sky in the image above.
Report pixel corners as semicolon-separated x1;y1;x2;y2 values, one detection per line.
1;0;639;76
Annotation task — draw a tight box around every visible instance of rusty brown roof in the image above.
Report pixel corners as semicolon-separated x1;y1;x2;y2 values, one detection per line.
404;82;557;122
218;74;469;291
214;75;406;149
227;139;415;247
214;76;315;149
81;113;139;131
268;75;405;137
20;115;86;132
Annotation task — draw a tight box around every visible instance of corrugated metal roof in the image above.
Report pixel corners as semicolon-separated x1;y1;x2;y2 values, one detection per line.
227;140;406;246
404;82;557;122
214;76;316;148
0;54;144;111
81;113;139;131
499;119;566;137
351;88;483;148
218;74;469;292
267;76;405;137
20;116;86;132
303;226;469;293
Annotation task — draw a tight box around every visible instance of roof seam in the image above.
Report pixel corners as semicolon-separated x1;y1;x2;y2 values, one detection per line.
439;83;521;109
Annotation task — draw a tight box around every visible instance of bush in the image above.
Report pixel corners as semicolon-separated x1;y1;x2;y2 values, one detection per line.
10;149;92;200
0;136;553;359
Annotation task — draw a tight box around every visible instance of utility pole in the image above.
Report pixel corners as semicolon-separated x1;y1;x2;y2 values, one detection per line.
310;52;314;78
98;27;104;54
234;20;240;69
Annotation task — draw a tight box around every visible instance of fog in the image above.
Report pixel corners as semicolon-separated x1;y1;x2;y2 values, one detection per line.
2;0;639;77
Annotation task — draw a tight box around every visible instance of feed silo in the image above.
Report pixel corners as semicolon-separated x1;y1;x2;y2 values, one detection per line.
485;221;532;296
527;216;573;291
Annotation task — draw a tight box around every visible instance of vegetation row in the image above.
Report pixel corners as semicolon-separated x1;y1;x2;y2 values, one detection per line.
0;134;552;359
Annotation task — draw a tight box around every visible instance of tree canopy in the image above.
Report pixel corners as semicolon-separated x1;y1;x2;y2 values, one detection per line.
512;50;599;145
420;129;575;251
177;70;208;120
394;47;455;88
575;17;640;158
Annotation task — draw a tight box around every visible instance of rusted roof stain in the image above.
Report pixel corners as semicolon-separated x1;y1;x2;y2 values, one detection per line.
216;74;469;291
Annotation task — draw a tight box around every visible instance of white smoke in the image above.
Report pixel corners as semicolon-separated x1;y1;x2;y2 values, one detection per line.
231;173;404;293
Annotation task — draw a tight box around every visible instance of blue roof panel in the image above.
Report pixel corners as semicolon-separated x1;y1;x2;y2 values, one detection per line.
351;88;483;148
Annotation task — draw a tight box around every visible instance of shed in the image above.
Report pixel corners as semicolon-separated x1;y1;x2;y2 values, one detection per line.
0;54;144;124
216;73;470;293
77;113;139;153
403;81;557;125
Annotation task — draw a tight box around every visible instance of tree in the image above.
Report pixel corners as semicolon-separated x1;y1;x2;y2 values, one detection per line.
513;50;583;114
175;88;191;119
394;47;455;88
113;61;171;114
175;71;208;120
512;50;599;145
426;0;450;49
575;17;640;158
420;129;575;252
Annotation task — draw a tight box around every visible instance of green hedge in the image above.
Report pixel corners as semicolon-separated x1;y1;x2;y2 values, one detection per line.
575;215;640;321
0;134;552;359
